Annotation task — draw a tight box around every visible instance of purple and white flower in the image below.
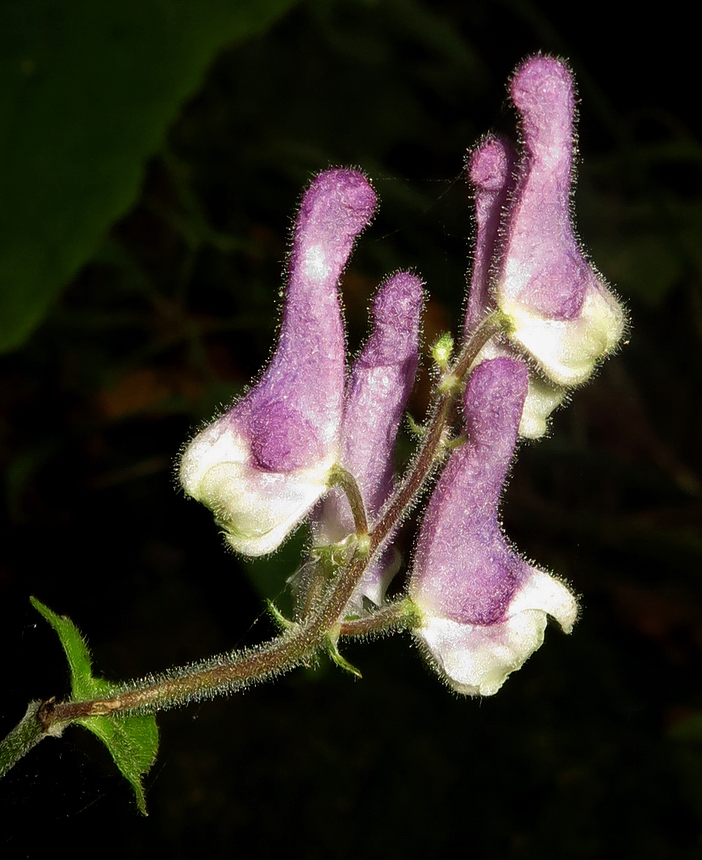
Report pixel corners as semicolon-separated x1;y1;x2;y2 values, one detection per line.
179;169;376;556
178;55;624;695
496;57;625;388
464;58;626;439
410;357;578;696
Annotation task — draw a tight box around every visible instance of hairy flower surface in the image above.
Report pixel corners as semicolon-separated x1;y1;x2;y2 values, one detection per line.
494;56;625;387
312;270;424;612
410;357;577;695
176;54;619;698
464;136;515;339
179;169;377;556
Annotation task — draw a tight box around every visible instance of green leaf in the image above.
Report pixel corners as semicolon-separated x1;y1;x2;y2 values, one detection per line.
0;0;297;352
327;639;363;679
76;712;159;816
30;596;98;700
30;597;159;814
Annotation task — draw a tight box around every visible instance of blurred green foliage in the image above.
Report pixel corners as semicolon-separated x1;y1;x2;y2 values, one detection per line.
0;0;296;351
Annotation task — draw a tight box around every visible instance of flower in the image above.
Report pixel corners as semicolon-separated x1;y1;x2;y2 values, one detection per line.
179;169;377;556
463;57;626;438
494;56;625;387
410;356;578;696
311;270;424;613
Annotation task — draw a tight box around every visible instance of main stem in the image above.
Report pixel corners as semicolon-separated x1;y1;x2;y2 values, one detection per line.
5;315;503;743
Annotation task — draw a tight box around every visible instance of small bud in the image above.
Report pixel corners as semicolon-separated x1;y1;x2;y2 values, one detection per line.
410;357;577;695
432;332;454;370
179;169;377;556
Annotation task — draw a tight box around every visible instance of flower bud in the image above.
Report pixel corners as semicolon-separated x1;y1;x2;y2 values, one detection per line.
179;169;377;556
463;135;515;339
410;357;577;695
313;270;424;612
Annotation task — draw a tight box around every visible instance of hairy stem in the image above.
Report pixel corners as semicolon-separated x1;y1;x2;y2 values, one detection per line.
0;702;47;779
339;598;419;637
1;313;504;761
371;312;502;550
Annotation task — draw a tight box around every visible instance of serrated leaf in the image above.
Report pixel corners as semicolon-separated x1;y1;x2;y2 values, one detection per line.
77;712;159;815
30;596;99;700
0;0;298;352
30;597;159;814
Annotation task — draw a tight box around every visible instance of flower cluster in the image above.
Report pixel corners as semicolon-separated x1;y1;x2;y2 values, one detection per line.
179;56;625;696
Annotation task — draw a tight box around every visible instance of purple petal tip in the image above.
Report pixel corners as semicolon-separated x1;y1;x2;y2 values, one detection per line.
301;168;378;239
469;137;512;193
369;271;424;352
510;56;574;113
463;357;529;457
510;57;575;153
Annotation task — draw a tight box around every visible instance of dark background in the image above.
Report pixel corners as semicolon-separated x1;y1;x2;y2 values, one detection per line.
2;1;701;857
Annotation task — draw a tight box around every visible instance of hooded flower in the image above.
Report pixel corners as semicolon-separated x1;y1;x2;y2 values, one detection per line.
311;270;424;613
493;56;625;387
410;356;577;696
179;169;377;556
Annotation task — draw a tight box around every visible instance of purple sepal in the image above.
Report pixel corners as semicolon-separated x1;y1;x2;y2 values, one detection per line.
492;56;624;387
410;357;577;695
313;270;424;613
464;135;516;338
179;169;377;556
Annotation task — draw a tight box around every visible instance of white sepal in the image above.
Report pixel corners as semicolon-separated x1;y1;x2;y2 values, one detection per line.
180;420;337;557
501;283;625;387
414;568;577;696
